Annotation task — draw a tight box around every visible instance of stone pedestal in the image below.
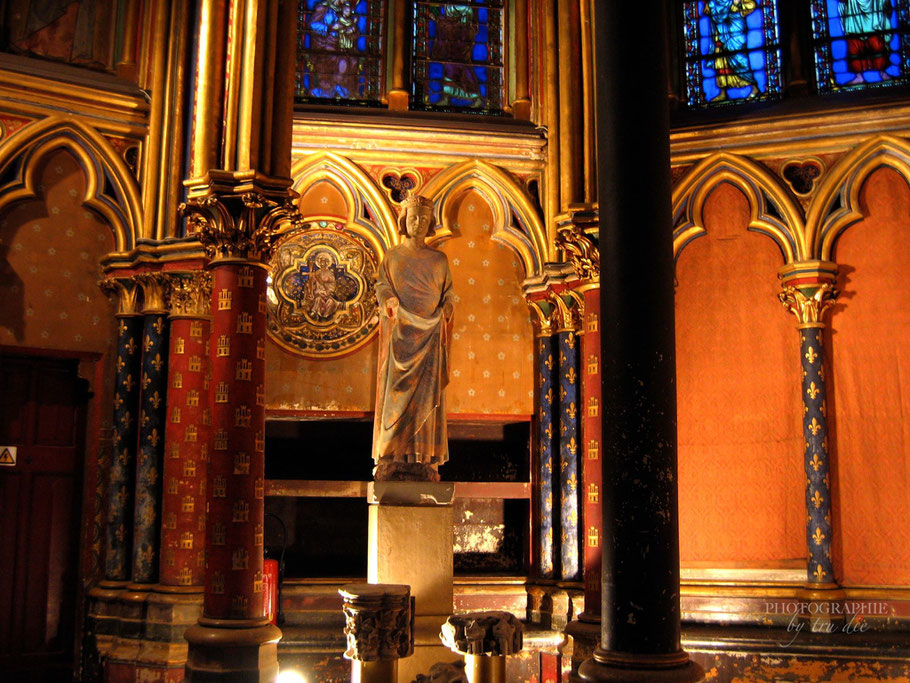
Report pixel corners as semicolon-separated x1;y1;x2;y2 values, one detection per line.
184;619;281;682
367;482;455;681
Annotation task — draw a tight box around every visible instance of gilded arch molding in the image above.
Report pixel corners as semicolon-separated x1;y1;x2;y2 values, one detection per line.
807;135;910;261
0;116;142;253
290;151;398;256
420;159;545;277
672;152;805;264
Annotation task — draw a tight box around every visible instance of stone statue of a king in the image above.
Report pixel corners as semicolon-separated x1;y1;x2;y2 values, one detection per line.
372;195;455;482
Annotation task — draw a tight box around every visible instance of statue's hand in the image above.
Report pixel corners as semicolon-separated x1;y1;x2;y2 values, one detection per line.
384;297;400;319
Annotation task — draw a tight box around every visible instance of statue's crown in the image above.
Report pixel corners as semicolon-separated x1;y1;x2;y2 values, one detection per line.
401;194;434;212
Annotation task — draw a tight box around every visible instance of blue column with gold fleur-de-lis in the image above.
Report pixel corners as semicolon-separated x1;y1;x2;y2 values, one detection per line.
101;278;143;584
555;292;582;582
779;266;839;588
530;299;558;579
800;324;834;584
131;274;171;585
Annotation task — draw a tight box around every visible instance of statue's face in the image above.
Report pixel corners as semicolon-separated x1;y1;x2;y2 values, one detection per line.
405;205;433;239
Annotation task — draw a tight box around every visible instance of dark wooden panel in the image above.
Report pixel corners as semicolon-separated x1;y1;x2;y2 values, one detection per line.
0;361;29;444
34;367;77;447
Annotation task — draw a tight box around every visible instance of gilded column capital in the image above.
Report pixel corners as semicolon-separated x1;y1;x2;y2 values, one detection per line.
778;261;839;327
338;583;413;662
135;273;172;314
180;174;303;265
528;298;557;337
555;221;600;285
551;289;584;333
99;277;141;316
169;272;214;319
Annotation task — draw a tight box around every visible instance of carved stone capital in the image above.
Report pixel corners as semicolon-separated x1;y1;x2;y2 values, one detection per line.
134;273;172;314
555;221;599;283
169;272;213;318
778;282;838;327
99;277;141;316
440;611;523;657
551;290;584;333
339;583;413;662
179;182;303;264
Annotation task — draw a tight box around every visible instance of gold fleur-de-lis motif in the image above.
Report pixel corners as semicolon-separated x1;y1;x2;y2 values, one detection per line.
815;331;822;345
149;428;160;447
153;317;164;335
559;351;567;366
565;367;577;384
811;489;824;509
151;353;163;372
113;392;123;409
544;354;554;371
149;391;161;409
567;402;577;419
144;334;154;352
812;527;825;546
819;365;825;381
813;564;827;581
125;338;137;355
112;429;121;445
807;382;820;400
560;385;567;401
566;333;576;350
809;453;822;472
118;451;128;466
567;437;577;455
825;511;831;526
120;411;132;428
822;437;828;453
819;402;826;416
568;509;577;525
119;319;128;336
808;417;822;435
566;473;578;491
115;523;126;542
561;459;568;472
117;356;126;372
545;388;553;405
545;424;552;440
823;474;829;489
539;373;545;387
123;374;135;391
116;487;128;507
560;422;567;437
140;410;149;428
142;372;151;389
805;346;818;364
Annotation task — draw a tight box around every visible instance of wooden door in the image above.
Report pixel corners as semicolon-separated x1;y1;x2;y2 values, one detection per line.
0;354;86;681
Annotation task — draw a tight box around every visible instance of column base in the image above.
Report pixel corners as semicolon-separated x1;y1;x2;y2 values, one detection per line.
464;653;506;683
184;619;282;682
797;584;847;628
564;615;601;681
578;649;704;683
387;89;409;111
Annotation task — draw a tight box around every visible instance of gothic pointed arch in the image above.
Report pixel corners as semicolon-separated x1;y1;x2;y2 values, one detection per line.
672;152;805;264
807;135;910;261
290;151;397;255
0;116;142;253
420;159;544;277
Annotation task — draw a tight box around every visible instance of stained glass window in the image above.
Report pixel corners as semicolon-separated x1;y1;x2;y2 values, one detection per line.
811;0;910;93
682;0;783;106
295;0;385;104
412;1;505;113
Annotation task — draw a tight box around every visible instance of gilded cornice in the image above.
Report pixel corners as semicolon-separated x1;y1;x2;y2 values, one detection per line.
169;272;213;319
99;277;141;316
670;101;910;166
0;54;149;138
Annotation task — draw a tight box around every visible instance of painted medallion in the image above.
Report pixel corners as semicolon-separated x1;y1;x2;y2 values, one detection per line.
267;222;379;358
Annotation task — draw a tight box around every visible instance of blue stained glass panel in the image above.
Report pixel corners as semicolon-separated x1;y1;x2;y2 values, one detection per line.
412;1;504;114
682;0;783;106
811;0;910;93
295;0;386;104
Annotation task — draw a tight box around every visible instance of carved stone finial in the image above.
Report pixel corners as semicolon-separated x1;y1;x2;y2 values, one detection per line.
99;277;141;316
778;282;838;326
169;272;213;318
339;583;413;662
440;612;523;657
555;222;599;282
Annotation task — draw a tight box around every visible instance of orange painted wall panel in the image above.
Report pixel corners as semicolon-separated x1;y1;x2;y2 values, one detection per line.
829;167;910;587
675;183;804;565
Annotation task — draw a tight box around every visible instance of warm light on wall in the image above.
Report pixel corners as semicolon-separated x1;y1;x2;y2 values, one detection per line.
277;670;306;683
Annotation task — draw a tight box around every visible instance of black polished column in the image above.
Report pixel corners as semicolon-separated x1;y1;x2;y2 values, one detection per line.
579;2;702;681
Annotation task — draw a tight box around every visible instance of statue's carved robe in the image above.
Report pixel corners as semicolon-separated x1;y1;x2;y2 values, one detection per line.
373;244;454;466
